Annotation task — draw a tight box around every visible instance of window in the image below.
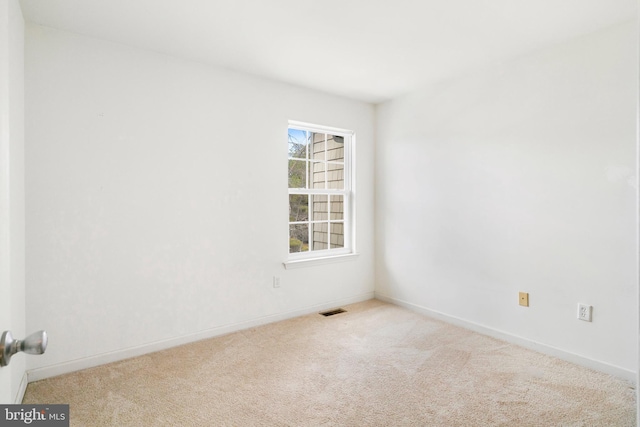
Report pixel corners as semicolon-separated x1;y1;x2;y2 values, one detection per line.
287;121;355;263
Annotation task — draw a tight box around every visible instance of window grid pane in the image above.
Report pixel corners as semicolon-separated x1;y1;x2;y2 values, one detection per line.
312;133;325;161
330;222;344;249
330;195;343;220
310;161;325;189
289;224;309;253
289;194;309;222
288;159;306;188
312;195;328;221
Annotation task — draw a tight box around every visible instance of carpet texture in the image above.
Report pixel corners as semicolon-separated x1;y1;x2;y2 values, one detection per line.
23;299;636;426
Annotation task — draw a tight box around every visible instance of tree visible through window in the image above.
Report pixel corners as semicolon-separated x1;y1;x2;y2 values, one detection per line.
288;123;353;258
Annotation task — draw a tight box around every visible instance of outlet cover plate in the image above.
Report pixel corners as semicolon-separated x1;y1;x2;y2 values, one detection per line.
519;292;529;307
577;303;592;322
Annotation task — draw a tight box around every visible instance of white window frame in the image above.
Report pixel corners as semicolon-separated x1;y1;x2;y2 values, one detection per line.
284;121;357;269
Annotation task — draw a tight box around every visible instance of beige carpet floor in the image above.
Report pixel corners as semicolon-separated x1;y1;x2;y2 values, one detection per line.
23;299;636;426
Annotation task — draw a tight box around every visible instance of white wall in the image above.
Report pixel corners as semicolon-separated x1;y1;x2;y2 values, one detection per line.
24;25;375;379
0;0;26;404
376;21;637;379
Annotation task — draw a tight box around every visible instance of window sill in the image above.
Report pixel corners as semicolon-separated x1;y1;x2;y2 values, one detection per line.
283;253;359;270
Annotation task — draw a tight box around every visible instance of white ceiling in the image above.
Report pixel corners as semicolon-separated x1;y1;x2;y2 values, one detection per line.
19;0;637;103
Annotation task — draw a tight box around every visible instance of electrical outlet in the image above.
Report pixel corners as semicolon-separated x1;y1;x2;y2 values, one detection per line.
273;276;280;288
519;292;529;307
577;303;592;322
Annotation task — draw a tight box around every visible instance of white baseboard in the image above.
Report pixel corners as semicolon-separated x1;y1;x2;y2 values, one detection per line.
14;371;27;404
375;293;637;384
27;291;375;383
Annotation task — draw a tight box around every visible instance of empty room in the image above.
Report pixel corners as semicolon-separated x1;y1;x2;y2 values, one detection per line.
1;0;638;425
